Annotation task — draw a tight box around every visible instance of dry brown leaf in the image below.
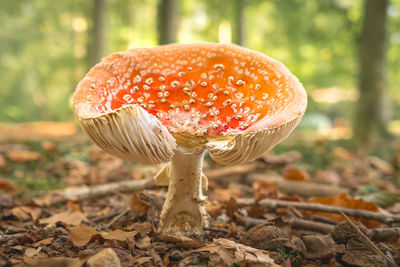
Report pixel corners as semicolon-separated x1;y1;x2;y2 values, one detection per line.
0;154;5;167
24;247;42;258
332;147;357;160
0;179;18;195
282;165;310;181
87;248;121;267
40;210;87;226
214;184;242;202
101;229;138;241
206;202;222;217
159;234;206;249
19;257;81;267
253;181;279;201
189;238;278;266
11;206;41;221
130;193;149;217
302;235;340;259
41;141;56;153
368;156;393;175
68;224;139;247
68;224;99;247
6;150;43;163
31;237;54;247
308;193;380;227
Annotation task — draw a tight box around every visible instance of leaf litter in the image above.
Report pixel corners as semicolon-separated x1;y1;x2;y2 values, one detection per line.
0;135;400;266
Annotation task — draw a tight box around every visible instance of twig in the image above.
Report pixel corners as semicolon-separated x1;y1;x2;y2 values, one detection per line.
34;162;267;206
0;233;26;244
237;198;400;224
34;178;155;206
204;162;265;179
247;173;348;197
104;208;130;229
340;211;398;267
235;213;333;234
204;226;231;234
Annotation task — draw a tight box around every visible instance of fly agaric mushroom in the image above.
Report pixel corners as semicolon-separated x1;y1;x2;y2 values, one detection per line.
73;43;307;235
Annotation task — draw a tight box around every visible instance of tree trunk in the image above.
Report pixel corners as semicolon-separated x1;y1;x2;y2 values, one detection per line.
157;0;178;45
354;0;389;145
232;0;245;46
88;0;107;67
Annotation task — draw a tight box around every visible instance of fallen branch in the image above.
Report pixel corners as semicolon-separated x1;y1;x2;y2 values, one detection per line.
34;162;267;206
237;198;400;224
235;213;333;234
247;173;348;197
34;178;155;206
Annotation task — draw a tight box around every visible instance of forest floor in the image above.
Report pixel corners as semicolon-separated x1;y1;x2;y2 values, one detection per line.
1;122;400;266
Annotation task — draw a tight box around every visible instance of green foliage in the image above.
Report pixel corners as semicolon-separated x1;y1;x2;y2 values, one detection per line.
0;0;400;123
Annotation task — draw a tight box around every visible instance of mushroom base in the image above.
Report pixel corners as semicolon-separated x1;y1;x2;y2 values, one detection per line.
156;146;208;235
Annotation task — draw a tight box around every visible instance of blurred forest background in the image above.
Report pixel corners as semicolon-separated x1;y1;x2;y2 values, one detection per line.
1;0;400;146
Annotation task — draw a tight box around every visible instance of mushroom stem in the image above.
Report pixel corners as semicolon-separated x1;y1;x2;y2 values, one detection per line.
158;146;208;235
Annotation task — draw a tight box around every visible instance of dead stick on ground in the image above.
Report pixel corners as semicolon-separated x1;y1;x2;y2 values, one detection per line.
340;211;398;267
104;208;130;229
235;213;334;234
237;198;400;224
247;173;348;197
35;162;265;206
35;178;155;206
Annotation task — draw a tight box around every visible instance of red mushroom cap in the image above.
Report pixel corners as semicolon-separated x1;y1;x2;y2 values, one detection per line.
73;43;307;164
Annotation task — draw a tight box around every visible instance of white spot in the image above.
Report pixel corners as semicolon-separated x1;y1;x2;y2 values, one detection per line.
134;75;142;83
171;81;180;87
145;78;153;85
236;80;246;86
213;64;225;70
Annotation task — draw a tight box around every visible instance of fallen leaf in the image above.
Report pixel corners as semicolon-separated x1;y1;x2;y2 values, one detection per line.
87;248;121;267
368;156;393;175
19;257;81;267
6;150;43;163
136;235;151;249
24;247;42;258
68;224;98;247
253;181;279;201
242;225;292;251
332;147;356;160
159;234;206;249
361;191;400;208
0;179;18;195
282;165;310;181
186;238;279;266
308;193;380;227
101;229;138;241
130;193;148;217
302;235;340;259
40;210;87;226
0;154;5;167
214;184;242;202
41;141;56;153
12;206;33;221
68;224;138;247
31;237;54;247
